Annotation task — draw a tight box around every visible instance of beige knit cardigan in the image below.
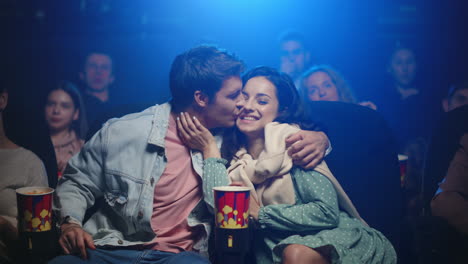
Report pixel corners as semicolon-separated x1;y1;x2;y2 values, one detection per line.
227;122;367;225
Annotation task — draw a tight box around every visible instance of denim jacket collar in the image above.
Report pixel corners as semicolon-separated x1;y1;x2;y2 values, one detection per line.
148;102;172;148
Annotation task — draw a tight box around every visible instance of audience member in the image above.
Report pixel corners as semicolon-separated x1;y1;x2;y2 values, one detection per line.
79;50;115;127
2;78;59;188
404;83;468;263
431;133;468;234
300;65;377;110
0;83;48;263
278;30;311;87
49;46;329;264
372;44;440;150
417;104;468;263
442;80;468;112
425;105;468;214
45;81;87;178
366;46;441;249
387;47;418;100
178;66;396;264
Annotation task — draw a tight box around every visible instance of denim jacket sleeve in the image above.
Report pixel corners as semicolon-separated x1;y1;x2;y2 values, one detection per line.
55;122;110;224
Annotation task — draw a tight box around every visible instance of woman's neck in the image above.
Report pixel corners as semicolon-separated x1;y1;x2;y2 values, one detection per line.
246;135;265;159
50;129;73;146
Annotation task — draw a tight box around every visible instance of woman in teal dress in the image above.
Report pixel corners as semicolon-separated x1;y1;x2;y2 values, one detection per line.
177;66;396;264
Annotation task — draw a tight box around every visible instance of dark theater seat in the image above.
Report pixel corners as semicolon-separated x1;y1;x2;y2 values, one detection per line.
305;101;401;250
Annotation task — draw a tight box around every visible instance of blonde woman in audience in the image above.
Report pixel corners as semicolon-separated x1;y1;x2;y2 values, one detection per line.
45;81;87;177
300;65;377;110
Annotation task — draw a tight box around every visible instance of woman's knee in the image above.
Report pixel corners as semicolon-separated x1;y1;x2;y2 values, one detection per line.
282;244;329;264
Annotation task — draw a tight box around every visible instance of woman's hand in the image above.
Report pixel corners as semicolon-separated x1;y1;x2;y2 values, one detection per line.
249;196;261;221
231;181;261;221
176;112;221;158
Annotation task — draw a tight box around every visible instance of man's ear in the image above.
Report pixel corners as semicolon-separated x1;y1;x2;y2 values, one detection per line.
194;90;209;108
442;98;449;112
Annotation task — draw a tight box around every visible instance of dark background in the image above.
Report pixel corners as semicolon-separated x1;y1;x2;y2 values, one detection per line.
2;0;467;111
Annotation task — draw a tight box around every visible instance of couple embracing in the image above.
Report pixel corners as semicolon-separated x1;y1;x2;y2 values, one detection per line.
50;46;396;264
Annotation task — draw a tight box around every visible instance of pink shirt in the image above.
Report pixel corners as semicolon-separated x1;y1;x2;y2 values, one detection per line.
145;114;203;253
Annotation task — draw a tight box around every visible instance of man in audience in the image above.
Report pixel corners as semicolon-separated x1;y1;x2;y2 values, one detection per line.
49;46;329;264
442;80;468;112
278;30;311;87
79;51;115;127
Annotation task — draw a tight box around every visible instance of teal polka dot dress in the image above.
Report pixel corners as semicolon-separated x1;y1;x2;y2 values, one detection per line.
203;158;397;264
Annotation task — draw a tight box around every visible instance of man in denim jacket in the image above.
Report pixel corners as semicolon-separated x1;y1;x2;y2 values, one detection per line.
49;46;329;264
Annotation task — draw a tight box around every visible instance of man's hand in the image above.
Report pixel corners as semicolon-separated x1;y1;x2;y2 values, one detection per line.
286;130;329;169
59;223;95;259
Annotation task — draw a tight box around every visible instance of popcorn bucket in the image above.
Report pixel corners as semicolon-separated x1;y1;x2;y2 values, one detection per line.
16;186;54;232
213;186;250;229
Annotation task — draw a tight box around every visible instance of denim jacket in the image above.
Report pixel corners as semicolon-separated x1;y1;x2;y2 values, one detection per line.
55;103;222;256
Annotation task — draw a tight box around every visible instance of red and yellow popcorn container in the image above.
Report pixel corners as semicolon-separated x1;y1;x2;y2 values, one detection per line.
16;186;54;232
213;186;250;229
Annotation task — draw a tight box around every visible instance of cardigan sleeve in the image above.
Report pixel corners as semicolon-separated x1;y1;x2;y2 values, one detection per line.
202;157;230;212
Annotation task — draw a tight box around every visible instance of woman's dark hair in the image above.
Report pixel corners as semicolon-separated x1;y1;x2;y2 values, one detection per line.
221;66;317;163
46;81;88;139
